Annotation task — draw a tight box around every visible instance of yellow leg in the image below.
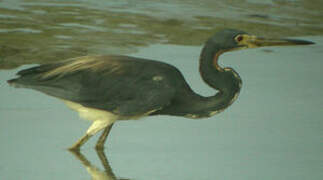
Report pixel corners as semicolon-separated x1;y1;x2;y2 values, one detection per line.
68;120;114;151
68;134;92;152
95;123;114;150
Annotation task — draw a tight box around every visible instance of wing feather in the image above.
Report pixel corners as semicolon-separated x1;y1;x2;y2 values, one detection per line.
11;55;178;117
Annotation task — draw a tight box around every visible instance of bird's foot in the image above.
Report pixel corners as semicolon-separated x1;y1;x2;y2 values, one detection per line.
68;145;81;152
68;134;91;152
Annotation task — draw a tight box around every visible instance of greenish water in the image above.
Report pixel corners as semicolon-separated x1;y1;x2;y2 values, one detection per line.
0;0;323;69
1;0;323;179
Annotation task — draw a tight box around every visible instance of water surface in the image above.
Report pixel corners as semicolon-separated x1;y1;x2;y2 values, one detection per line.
0;0;323;69
1;0;322;179
0;36;322;180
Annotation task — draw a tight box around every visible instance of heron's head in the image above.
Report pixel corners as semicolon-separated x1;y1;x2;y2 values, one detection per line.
208;29;314;52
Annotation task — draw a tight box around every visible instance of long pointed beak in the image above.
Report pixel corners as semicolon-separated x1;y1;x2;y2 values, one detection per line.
247;36;315;48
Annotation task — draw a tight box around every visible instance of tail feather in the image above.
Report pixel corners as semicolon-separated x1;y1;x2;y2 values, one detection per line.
7;60;82;101
17;63;59;76
7;78;24;88
7;63;60;88
7;78;18;85
16;66;42;76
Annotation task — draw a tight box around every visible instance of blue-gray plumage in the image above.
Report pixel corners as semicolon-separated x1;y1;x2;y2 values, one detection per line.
7;29;314;151
14;55;179;116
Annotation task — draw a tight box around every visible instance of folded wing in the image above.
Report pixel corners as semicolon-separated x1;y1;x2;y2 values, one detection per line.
9;55;178;117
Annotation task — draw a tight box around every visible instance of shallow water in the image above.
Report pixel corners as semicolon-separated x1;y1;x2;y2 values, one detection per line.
1;36;322;179
1;0;323;179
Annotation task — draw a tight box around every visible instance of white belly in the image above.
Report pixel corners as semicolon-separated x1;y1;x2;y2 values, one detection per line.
62;100;118;135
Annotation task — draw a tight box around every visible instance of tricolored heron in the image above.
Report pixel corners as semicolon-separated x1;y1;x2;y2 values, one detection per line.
7;29;314;151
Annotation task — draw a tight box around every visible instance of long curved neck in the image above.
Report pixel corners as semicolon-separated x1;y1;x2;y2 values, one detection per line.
199;43;242;92
192;43;242;117
152;43;242;118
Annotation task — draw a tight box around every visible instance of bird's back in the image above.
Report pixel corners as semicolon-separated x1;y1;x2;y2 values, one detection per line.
8;55;184;117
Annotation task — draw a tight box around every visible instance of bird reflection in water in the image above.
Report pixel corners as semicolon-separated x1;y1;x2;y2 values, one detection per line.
69;150;130;180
